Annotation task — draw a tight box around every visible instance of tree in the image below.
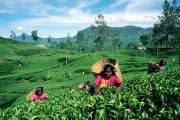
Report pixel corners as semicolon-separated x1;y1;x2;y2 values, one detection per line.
127;42;137;49
175;12;180;63
48;35;53;47
107;31;121;58
139;34;152;47
64;33;72;64
59;41;66;49
153;0;180;58
10;30;16;40
76;30;85;55
91;14;111;54
31;30;39;44
153;23;162;57
86;35;94;53
66;33;72;50
110;31;122;51
22;33;26;42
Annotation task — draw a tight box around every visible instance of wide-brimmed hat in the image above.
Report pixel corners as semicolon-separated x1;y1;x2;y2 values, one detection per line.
91;58;122;79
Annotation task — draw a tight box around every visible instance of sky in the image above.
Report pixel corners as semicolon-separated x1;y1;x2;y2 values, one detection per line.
0;0;176;38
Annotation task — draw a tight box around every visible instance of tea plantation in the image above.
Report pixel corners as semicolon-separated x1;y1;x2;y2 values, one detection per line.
0;38;179;119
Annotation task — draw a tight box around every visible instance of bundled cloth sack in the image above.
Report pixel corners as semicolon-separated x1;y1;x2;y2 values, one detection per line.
147;61;159;74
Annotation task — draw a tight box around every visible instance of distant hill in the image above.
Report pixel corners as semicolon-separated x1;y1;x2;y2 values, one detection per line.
82;26;153;45
112;26;153;44
15;26;153;46
15;33;66;45
15;33;34;43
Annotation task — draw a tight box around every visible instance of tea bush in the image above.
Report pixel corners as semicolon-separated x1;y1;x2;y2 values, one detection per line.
0;69;179;119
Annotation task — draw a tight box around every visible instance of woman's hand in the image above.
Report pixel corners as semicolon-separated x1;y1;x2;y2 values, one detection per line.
115;84;123;93
95;85;100;95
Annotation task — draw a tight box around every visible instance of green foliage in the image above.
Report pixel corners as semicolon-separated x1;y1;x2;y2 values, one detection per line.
76;30;85;54
0;69;179;119
74;69;91;74
10;31;16;40
0;37;179;119
91;14;111;52
65;33;72;49
109;31;122;51
127;42;138;49
153;0;180;58
21;33;26;42
47;35;53;47
15;49;44;56
57;57;69;62
0;93;18;109
0;60;22;75
59;41;66;49
31;30;39;44
82;26;153;48
139;34;153;47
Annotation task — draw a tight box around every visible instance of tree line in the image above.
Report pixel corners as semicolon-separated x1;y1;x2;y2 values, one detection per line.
9;14;122;55
139;0;180;62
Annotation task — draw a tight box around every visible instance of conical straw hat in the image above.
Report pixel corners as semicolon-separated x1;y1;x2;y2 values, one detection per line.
91;58;122;79
26;89;35;101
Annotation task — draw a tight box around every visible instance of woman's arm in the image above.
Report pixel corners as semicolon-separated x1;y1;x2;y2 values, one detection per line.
95;85;100;95
113;76;123;93
115;84;123;93
94;75;102;94
40;93;48;100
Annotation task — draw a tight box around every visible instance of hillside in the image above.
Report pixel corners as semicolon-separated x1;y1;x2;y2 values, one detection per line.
0;37;179;119
0;38;180;119
0;37;154;108
14;26;153;46
1;69;179;119
82;26;153;45
112;26;153;44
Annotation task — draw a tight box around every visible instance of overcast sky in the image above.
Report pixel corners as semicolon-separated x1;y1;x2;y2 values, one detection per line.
0;0;176;38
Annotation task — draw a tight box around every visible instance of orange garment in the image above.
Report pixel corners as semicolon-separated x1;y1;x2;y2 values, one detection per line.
100;78;109;88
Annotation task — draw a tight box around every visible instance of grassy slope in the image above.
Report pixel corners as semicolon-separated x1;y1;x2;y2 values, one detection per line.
0;39;179;109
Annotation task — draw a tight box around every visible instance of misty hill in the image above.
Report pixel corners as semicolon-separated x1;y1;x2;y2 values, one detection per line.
15;26;153;46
